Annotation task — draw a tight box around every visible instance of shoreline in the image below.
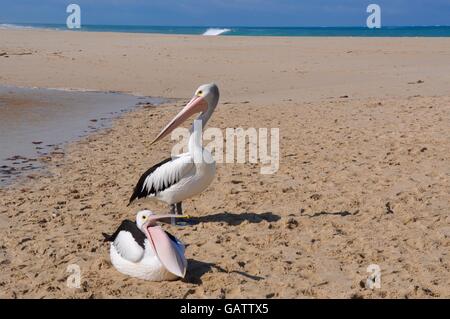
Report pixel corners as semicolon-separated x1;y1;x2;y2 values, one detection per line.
5;27;450;39
0;83;174;103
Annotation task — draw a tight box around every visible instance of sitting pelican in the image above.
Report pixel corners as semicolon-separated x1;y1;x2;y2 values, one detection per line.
103;210;188;281
128;83;219;217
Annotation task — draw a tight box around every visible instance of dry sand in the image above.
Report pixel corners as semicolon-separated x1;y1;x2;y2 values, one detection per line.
0;29;449;298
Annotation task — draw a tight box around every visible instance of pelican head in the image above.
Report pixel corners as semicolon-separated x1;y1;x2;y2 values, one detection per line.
151;83;220;144
136;210;155;229
136;209;187;229
135;209;187;277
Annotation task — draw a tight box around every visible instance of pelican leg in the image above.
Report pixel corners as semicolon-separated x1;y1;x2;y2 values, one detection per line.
177;202;192;219
173;201;194;226
170;203;187;226
176;202;182;215
170;204;177;225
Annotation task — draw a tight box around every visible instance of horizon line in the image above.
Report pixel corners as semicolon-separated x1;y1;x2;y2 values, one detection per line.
2;22;450;28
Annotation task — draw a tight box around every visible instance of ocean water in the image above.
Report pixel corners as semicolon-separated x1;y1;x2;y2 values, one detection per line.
2;23;450;37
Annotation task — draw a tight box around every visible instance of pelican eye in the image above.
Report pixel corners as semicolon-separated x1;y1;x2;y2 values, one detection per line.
197;90;203;96
142;215;147;220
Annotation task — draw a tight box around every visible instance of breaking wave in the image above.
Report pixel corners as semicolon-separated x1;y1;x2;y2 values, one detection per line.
0;23;37;30
202;28;231;36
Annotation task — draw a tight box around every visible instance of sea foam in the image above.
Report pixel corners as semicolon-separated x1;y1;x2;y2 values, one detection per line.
202;28;231;36
0;23;36;30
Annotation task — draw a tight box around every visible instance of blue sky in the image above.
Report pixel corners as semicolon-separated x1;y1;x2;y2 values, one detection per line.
0;0;449;26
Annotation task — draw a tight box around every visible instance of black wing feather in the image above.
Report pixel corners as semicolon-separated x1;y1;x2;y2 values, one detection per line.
128;157;173;205
102;219;146;249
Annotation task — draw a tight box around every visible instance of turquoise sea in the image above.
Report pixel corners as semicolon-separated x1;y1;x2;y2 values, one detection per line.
2;23;450;37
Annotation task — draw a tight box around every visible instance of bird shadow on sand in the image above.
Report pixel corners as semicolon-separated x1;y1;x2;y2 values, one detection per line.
188;211;280;226
183;259;265;285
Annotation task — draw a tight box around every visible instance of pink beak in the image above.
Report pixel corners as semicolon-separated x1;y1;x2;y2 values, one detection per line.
144;214;187;278
151;95;208;144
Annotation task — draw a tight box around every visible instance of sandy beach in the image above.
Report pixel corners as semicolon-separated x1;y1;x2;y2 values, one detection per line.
0;29;449;298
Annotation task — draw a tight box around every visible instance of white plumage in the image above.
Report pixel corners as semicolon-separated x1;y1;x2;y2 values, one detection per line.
129;84;220;216
110;235;185;281
104;210;187;281
112;231;144;263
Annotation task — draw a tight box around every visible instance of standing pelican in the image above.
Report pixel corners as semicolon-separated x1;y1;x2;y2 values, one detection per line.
128;83;219;217
103;210;187;281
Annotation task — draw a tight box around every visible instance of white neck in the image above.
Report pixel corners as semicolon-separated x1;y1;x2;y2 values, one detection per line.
188;99;217;161
188;119;203;159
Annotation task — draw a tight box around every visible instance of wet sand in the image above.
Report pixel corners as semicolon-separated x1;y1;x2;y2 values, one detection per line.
0;86;166;185
0;29;449;298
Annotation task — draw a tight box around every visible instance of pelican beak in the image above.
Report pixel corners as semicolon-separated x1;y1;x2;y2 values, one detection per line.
148;214;189;224
144;214;187;278
151;95;208;145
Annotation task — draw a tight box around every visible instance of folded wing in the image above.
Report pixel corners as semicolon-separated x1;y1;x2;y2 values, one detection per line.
128;154;194;204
